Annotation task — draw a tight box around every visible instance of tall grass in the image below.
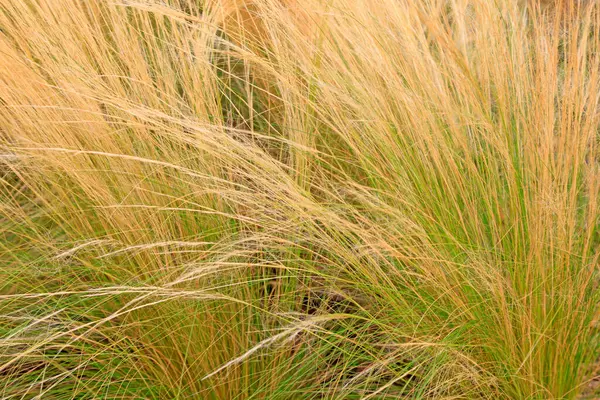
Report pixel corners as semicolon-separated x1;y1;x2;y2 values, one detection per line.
0;0;598;398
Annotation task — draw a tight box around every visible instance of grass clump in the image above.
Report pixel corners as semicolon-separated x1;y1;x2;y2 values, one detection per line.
0;0;598;398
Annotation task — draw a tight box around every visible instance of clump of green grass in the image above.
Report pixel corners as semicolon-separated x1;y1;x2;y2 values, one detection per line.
0;0;598;398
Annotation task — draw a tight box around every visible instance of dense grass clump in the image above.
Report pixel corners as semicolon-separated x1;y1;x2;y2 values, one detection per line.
0;0;598;398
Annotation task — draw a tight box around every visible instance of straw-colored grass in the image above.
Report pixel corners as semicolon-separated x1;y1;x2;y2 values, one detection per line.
0;0;598;398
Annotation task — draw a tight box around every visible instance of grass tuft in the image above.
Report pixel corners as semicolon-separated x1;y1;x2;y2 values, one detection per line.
0;0;598;398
